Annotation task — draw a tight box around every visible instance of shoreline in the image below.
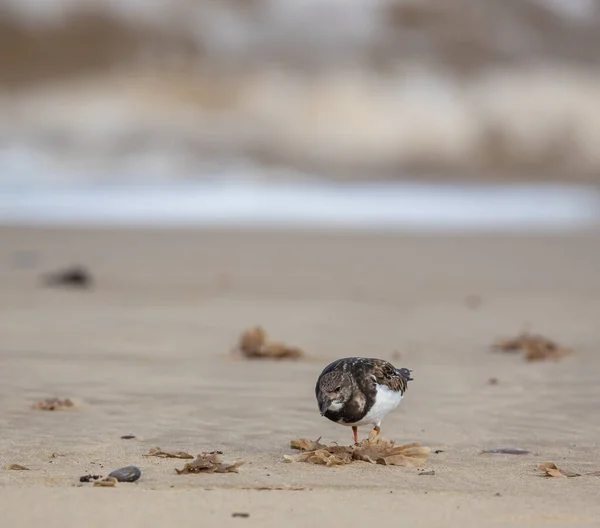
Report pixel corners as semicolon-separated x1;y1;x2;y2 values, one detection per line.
2;180;599;233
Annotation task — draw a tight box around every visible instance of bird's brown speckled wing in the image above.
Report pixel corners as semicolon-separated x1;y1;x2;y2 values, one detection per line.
369;359;412;393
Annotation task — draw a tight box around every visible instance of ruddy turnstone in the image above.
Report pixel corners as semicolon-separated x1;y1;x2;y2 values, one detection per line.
315;357;413;444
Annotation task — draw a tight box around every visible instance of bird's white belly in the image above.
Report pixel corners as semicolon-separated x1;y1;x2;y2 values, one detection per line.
346;385;403;427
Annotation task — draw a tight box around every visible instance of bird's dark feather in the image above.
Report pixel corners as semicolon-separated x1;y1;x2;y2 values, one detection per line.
315;357;412;425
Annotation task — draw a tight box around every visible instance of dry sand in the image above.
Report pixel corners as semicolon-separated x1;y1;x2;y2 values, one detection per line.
1;227;600;527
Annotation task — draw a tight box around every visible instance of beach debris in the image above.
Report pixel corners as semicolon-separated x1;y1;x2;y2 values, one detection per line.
538;462;580;478
234;326;304;360
433;450;445;454
108;466;141;482
94;477;118;487
418;469;435;476
32;398;75;411
4;464;30;470
120;435;136;440
290;438;324;451
42;266;93;289
285;430;430;467
492;333;573;361
80;474;102;483
482;447;533;455
232;513;250;518
537;462;600;478
175;452;244;474
145;447;194;459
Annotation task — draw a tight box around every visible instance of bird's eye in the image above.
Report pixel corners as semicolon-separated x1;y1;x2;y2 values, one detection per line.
333;386;341;392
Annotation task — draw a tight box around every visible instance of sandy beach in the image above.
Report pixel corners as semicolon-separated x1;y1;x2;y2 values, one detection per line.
1;226;600;527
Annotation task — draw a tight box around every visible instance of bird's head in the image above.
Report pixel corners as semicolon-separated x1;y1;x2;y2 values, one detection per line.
317;371;351;415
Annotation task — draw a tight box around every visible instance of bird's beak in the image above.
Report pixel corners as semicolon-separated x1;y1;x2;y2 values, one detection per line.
320;397;331;416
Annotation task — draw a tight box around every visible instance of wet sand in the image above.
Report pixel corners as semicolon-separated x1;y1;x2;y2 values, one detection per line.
1;227;600;527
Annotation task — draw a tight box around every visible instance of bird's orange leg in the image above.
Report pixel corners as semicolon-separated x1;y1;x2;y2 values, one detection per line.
373;426;381;437
352;426;358;445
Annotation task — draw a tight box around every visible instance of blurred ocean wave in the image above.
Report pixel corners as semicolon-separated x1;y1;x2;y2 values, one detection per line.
2;179;599;233
1;0;600;182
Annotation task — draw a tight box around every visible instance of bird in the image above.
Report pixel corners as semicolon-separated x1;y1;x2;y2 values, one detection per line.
315;357;413;444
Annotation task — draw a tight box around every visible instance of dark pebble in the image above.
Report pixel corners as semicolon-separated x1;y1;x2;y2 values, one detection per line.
43;266;93;289
120;435;136;440
232;513;250;518
108;466;141;482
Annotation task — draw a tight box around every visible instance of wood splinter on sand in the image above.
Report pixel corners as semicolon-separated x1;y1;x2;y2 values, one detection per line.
4;464;30;471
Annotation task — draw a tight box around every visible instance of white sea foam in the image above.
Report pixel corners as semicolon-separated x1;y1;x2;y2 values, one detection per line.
1;178;599;233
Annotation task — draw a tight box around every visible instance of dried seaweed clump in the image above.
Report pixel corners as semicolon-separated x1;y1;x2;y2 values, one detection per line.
32;398;75;411
492;333;574;362
538;462;600;478
234;326;304;360
285;430;430;467
176;452;244;474
145;447;194;459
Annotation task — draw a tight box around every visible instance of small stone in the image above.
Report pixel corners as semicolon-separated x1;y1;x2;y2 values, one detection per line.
232;513;250;518
43;266;93;289
108;466;141;482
